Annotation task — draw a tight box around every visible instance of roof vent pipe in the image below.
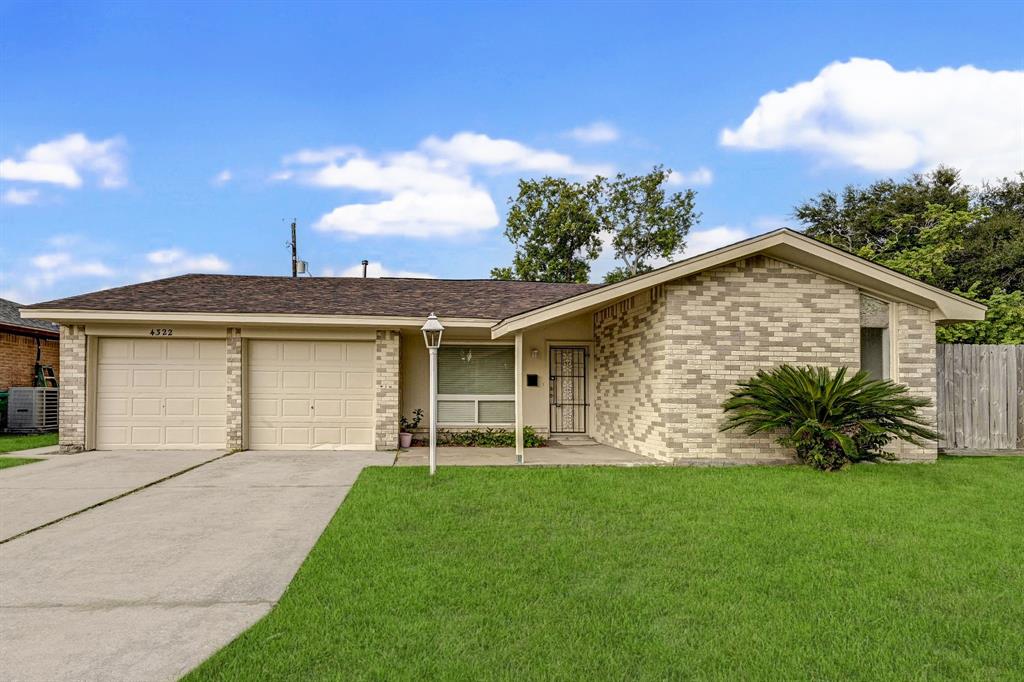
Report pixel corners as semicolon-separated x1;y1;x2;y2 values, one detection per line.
361;260;368;278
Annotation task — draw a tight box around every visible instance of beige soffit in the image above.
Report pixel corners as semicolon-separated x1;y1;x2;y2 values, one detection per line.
20;309;498;329
490;229;986;338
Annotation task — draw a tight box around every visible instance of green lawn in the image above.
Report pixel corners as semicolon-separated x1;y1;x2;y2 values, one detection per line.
187;458;1024;680
0;432;57;453
0;456;40;470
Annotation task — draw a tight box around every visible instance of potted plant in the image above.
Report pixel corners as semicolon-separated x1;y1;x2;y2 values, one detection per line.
399;409;423;449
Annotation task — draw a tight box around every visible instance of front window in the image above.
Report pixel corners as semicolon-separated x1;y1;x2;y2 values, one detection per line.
437;345;515;424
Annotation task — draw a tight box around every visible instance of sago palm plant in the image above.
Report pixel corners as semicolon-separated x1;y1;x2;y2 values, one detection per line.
720;365;939;470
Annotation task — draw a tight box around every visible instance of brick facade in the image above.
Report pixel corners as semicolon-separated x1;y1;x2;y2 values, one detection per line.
225;328;243;450
374;329;401;450
893;303;938;460
58;324;87;454
0;332;59;391
594;256;937;462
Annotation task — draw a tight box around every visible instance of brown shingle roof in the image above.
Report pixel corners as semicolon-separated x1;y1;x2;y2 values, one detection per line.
0;297;60;335
25;275;602;321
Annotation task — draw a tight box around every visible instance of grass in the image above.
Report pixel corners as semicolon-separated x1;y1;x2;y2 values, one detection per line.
187;457;1024;680
0;432;57;452
0;456;40;470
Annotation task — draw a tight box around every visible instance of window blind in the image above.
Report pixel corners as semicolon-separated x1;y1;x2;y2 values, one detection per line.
437;345;515;395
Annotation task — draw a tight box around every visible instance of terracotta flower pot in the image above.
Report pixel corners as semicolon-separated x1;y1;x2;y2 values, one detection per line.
399;432;413;449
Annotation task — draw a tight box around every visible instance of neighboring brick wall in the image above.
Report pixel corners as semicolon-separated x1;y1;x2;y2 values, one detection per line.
58;325;87;454
374;330;401;450
0;332;59;391
893;303;938;461
594;256;862;461
225;328;243;450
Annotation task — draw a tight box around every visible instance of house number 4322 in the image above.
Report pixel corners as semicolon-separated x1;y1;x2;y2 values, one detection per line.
149;328;174;336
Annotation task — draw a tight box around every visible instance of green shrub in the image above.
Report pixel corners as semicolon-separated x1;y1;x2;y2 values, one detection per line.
720;365;939;471
436;427;546;448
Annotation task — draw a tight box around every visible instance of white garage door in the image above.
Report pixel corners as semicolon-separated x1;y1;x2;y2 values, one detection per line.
95;338;227;449
247;340;375;450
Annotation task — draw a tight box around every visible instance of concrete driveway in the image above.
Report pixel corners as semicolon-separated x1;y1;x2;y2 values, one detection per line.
0;449;394;681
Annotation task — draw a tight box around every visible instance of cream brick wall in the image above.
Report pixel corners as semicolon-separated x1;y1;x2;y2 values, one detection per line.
593;256;939;462
893;303;938;460
375;329;401;450
225;328;243;450
595;256;863;461
58;324;87;454
593;285;673;458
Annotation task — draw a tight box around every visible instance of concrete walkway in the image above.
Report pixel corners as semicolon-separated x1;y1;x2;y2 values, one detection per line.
0;449;393;682
0;449;228;540
394;442;655;466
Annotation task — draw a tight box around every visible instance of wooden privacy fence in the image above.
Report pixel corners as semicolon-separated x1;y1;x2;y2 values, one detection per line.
936;344;1024;451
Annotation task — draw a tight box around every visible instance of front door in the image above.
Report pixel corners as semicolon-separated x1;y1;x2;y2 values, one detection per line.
549;346;588;434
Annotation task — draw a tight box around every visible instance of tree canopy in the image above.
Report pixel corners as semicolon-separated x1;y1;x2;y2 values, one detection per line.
491;167;699;284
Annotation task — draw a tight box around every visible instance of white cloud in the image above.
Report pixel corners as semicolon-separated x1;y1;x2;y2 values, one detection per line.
684;226;755;256
565;121;620;144
668;167;714;186
211;169;232;186
420;132;611;176
19;251;114;289
141;248;230;280
320;261;435;278
0;133;127;189
278;131;609;238
721;58;1024;184
1;187;40;205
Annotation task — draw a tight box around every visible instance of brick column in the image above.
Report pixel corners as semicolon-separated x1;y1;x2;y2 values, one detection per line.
58;324;87;454
374;330;401;450
894;303;938;461
225;328;243;450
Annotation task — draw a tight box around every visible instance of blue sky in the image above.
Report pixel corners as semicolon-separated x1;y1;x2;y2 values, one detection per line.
2;0;1022;303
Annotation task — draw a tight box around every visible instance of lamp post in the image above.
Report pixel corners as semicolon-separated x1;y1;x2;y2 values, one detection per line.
421;313;444;476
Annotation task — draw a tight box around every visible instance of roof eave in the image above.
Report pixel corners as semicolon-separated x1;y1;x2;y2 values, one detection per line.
20;309;499;328
490;229;986;338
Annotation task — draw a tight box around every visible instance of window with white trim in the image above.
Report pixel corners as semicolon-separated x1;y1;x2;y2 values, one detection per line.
437;345;515;424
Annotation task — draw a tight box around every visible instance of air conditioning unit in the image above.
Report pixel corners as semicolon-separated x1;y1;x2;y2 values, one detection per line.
6;387;59;434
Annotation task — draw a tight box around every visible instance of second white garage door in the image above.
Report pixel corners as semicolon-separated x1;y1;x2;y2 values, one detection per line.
247;340;375;450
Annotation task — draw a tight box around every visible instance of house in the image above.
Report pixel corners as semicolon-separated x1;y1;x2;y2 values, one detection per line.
22;230;984;462
1;297;60;392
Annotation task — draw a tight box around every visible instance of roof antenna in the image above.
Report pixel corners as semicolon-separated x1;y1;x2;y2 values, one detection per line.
361;260;368;278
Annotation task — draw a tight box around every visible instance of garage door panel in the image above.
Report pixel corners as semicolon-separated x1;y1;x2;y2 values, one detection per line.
164;398;196;416
314;371;343;389
282;371;311;389
131;398;163;417
345;427;373;446
132;343;163;361
98;368;130;388
345;372;373;389
346;344;373;363
165;370;196;388
132;369;163;388
281;399;311;417
248;340;375;451
95;338;226;450
198;398;226;416
345;399;373;418
282;344;311;362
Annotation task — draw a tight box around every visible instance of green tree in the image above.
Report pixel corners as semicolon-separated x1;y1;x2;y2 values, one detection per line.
937;287;1024;345
598;166;700;284
794;166;969;260
489;177;604;283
